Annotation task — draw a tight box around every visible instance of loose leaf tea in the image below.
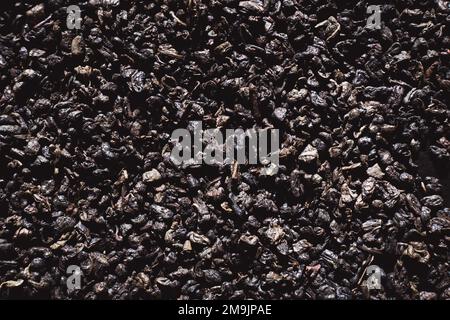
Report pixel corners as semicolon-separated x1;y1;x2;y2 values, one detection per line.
0;0;449;300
